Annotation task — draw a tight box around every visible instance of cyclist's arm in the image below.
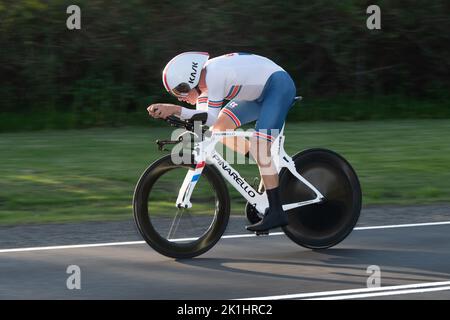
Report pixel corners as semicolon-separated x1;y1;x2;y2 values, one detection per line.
180;107;219;126
180;96;223;127
148;103;181;118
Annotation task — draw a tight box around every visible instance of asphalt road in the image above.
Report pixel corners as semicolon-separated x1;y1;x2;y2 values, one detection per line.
1;204;450;300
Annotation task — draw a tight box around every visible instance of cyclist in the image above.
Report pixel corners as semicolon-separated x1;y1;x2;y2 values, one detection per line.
147;52;297;232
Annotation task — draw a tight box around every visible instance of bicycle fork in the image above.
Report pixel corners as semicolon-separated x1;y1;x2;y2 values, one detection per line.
175;161;205;208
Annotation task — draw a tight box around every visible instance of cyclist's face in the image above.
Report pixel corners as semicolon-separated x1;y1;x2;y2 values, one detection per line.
177;88;199;105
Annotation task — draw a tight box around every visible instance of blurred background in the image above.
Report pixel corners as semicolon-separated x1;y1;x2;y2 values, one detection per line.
0;0;449;225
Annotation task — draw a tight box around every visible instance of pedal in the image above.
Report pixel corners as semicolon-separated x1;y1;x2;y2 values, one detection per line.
255;230;269;236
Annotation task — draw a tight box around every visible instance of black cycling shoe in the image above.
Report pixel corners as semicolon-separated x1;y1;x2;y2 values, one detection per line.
246;208;288;232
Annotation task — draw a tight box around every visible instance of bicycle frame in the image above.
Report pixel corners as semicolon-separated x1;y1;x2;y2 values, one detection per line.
175;127;325;214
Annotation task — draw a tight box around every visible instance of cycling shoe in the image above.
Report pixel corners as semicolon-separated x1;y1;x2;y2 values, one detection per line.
246;208;288;232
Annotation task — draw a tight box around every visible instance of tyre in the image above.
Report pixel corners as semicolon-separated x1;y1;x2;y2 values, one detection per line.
133;154;230;259
279;148;362;249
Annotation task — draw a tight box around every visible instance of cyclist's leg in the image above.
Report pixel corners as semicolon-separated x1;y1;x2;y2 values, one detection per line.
247;71;296;231
213;100;260;156
251;71;296;187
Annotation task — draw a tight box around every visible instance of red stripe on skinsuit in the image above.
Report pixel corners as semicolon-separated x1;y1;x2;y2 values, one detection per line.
222;108;241;127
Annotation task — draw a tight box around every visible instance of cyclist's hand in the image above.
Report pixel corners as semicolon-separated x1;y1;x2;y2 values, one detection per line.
147;104;178;119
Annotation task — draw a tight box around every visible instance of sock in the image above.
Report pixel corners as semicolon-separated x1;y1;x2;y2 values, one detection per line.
266;187;283;211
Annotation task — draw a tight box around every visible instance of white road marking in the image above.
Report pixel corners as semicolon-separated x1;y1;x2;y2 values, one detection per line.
238;280;450;300
354;221;450;230
0;241;146;253
0;220;450;254
306;286;450;300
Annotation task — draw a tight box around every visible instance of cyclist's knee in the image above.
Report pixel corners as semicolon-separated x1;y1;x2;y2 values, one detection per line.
250;136;272;164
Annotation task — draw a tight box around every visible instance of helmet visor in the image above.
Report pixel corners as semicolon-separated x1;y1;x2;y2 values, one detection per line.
171;82;191;97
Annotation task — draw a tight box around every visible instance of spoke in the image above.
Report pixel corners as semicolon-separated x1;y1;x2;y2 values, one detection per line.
184;209;199;230
167;208;184;240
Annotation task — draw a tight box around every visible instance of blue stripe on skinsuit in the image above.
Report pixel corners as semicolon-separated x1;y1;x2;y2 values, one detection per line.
233;86;242;98
225;86;235;99
191;174;200;182
225;85;242;100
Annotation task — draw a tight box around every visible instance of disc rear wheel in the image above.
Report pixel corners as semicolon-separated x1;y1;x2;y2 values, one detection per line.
279;149;362;249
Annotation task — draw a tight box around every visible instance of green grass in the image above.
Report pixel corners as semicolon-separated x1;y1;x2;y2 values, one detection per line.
1;95;449;132
1;120;450;225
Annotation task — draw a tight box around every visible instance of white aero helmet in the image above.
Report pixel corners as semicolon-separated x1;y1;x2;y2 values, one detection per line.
162;51;209;97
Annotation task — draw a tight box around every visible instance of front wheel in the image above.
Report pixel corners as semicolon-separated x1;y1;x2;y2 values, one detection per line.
279;148;362;249
133;154;230;259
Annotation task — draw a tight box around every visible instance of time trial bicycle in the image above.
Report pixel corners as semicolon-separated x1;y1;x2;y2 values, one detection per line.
133;97;362;259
